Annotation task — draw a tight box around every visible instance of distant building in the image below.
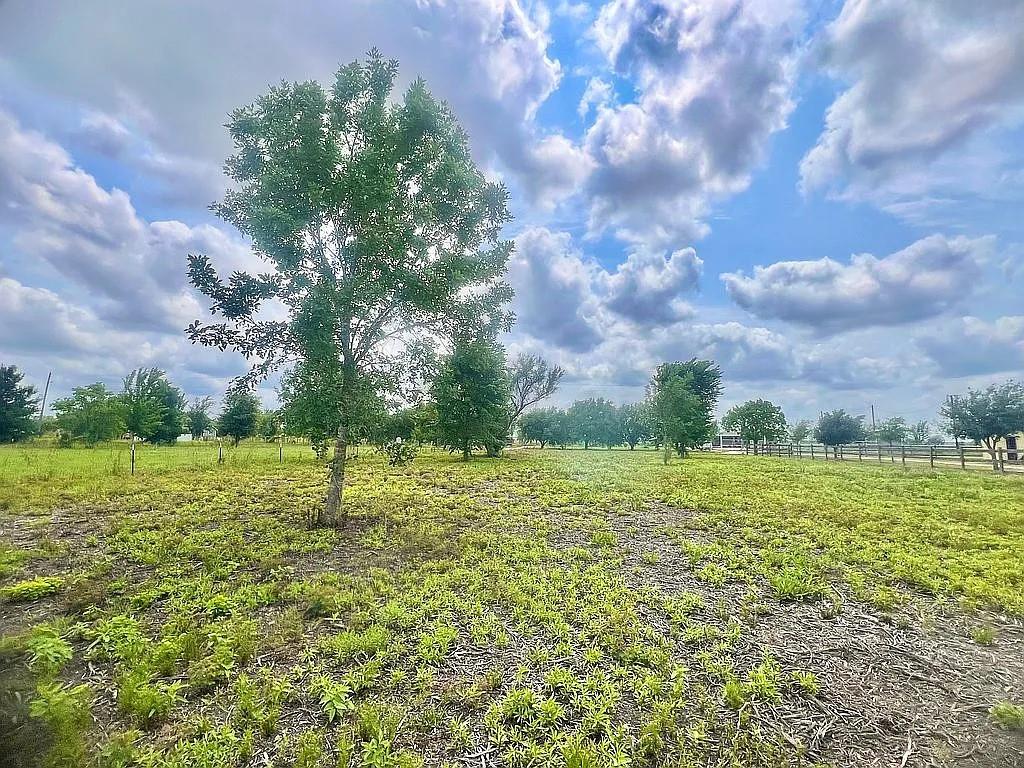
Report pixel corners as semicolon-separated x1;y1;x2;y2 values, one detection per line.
710;431;743;450
994;433;1022;461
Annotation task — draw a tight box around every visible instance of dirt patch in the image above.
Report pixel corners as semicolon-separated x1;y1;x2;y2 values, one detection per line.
545;500;1024;767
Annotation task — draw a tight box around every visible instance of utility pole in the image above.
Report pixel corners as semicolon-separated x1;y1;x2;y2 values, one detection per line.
870;403;876;432
36;371;52;430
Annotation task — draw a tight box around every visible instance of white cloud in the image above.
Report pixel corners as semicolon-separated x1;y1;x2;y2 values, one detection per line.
0;0;568;209
916;316;1024;377
721;234;994;333
801;0;1024;209
581;0;804;248
578;77;613;118
603;248;701;326
0;111;257;335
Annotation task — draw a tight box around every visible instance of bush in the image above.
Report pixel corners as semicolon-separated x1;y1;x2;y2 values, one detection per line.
376;438;417;466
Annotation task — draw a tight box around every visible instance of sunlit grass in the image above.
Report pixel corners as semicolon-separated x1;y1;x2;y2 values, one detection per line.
1;444;1021;766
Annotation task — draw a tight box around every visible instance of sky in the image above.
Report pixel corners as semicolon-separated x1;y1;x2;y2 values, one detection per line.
0;0;1022;425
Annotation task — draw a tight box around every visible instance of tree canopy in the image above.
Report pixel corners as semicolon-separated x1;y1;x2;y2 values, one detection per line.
647;359;722;462
568;398;617;450
187;396;215;439
814;409;866;450
0;364;39;443
941;381;1024;467
432;340;510;460
121;368;186;444
721;399;787;453
217;388;261;447
53;384;125;445
186;51;513;526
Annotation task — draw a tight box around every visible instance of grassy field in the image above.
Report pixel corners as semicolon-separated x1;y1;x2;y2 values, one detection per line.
1;443;1022;767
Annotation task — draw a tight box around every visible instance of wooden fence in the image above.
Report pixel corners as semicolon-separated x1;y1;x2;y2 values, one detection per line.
710;441;1024;474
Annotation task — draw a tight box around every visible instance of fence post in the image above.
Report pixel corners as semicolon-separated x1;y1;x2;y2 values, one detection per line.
130;440;136;475
929;445;934;468
901;444;906;468
279;434;284;463
858;444;863;461
839;445;844;461
810;444;814;460
877;444;882;463
959;446;965;470
999;448;1006;473
218;439;224;464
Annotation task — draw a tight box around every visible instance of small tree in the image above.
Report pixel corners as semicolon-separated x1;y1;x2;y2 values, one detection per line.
121;368;166;441
568;398;617;450
217;388;261;447
187;396;215;439
507;354;564;439
0;364;39;443
260;409;283;441
941;381;1024;469
909;420;932;444
789;419;812;444
519;408;557;448
619;402;651;450
721;399;787;454
874;416;910;445
814;409;866;456
53;384;126;445
432;340;510;460
186;52;513;527
647;360;722;463
549;408;573;449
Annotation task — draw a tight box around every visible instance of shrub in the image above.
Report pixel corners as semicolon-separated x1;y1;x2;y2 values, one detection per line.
990;701;1024;731
1;576;64;602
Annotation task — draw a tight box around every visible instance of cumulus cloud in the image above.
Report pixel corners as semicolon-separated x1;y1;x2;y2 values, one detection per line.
578;77;613;118
508;228;605;352
916;316;1024;377
0;112;256;335
721;234;994;333
801;0;1024;206
603;248;701;326
0;0;568;209
508;228;706;353
582;0;804;247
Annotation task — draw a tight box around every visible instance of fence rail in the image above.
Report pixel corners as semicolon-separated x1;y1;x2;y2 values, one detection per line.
710;441;1024;474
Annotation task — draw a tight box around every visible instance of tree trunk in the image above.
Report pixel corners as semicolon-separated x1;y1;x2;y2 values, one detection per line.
321;362;354;528
985;438;999;470
662;431;670;465
462;439;470;461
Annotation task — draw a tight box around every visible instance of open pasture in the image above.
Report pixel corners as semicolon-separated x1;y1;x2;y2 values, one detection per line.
1;445;1023;767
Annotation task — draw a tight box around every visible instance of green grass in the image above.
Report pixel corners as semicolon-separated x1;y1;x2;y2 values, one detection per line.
1;443;1022;767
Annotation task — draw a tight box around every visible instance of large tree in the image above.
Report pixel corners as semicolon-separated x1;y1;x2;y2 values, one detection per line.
432;340;510;460
186;52;512;526
217;388;261;447
568;398;617;450
53;384;125;445
814;409;866;455
506;354;564;438
0;364;39;443
721;399;787;454
519;408;558;449
618;402;651;450
121;368;166;442
941;381;1024;469
647;360;722;463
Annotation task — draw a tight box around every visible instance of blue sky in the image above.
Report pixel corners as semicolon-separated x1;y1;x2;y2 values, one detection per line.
0;0;1021;426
